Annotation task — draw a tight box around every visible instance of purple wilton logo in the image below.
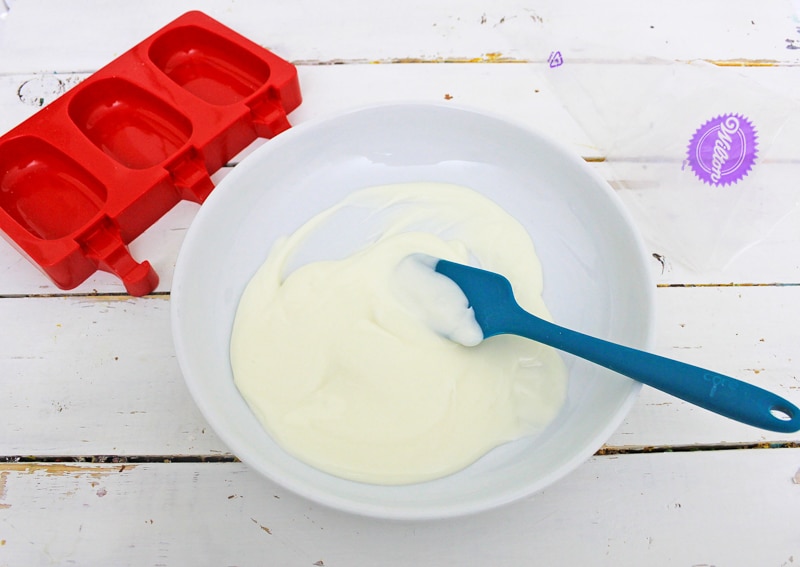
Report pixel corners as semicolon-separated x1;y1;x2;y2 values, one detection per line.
686;114;758;186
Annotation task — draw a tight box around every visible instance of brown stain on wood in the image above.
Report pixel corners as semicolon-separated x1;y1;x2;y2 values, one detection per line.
371;52;522;64
703;58;779;67
362;56;784;67
251;517;272;535
295;56;791;68
657;282;797;288
0;463;134;478
0;464;134;506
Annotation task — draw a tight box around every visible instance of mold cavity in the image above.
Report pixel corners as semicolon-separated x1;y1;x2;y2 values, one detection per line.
68;78;193;169
149;25;271;105
0;136;106;240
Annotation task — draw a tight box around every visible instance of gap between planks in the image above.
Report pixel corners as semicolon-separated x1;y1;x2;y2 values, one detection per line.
2;441;798;465
4;283;800;301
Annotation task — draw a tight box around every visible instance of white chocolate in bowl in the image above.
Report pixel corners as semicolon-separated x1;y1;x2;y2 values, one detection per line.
230;182;568;485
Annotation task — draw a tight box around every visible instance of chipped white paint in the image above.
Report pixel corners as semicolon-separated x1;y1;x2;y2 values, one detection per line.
0;0;799;564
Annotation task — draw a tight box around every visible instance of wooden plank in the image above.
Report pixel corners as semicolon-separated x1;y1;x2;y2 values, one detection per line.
0;0;797;74
1;285;797;456
4;64;800;152
0;294;225;455
3;157;799;295
1;449;798;565
2;62;799;295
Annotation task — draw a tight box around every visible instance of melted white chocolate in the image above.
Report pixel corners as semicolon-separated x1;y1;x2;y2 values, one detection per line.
230;182;567;484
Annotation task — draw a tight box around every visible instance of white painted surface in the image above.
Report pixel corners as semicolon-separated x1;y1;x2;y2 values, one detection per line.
1;0;799;564
1;450;799;566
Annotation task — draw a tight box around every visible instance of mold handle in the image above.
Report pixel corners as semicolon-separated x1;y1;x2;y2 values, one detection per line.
168;148;214;204
80;217;159;296
249;88;291;138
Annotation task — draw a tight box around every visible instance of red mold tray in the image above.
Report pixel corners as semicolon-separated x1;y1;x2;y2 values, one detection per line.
0;11;301;295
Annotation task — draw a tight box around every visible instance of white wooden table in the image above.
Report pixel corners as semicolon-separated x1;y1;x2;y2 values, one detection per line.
2;1;800;565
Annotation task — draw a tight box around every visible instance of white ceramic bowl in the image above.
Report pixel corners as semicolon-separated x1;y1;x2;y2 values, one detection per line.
171;103;655;520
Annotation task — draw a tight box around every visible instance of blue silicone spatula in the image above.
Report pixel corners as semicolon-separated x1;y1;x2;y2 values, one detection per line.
435;259;800;433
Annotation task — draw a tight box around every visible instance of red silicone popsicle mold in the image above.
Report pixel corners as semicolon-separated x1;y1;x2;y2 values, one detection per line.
0;11;302;296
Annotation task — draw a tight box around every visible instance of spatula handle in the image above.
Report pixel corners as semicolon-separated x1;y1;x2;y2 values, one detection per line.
506;308;800;433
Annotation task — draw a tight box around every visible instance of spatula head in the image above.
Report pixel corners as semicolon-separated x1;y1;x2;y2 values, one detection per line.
434;259;518;339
